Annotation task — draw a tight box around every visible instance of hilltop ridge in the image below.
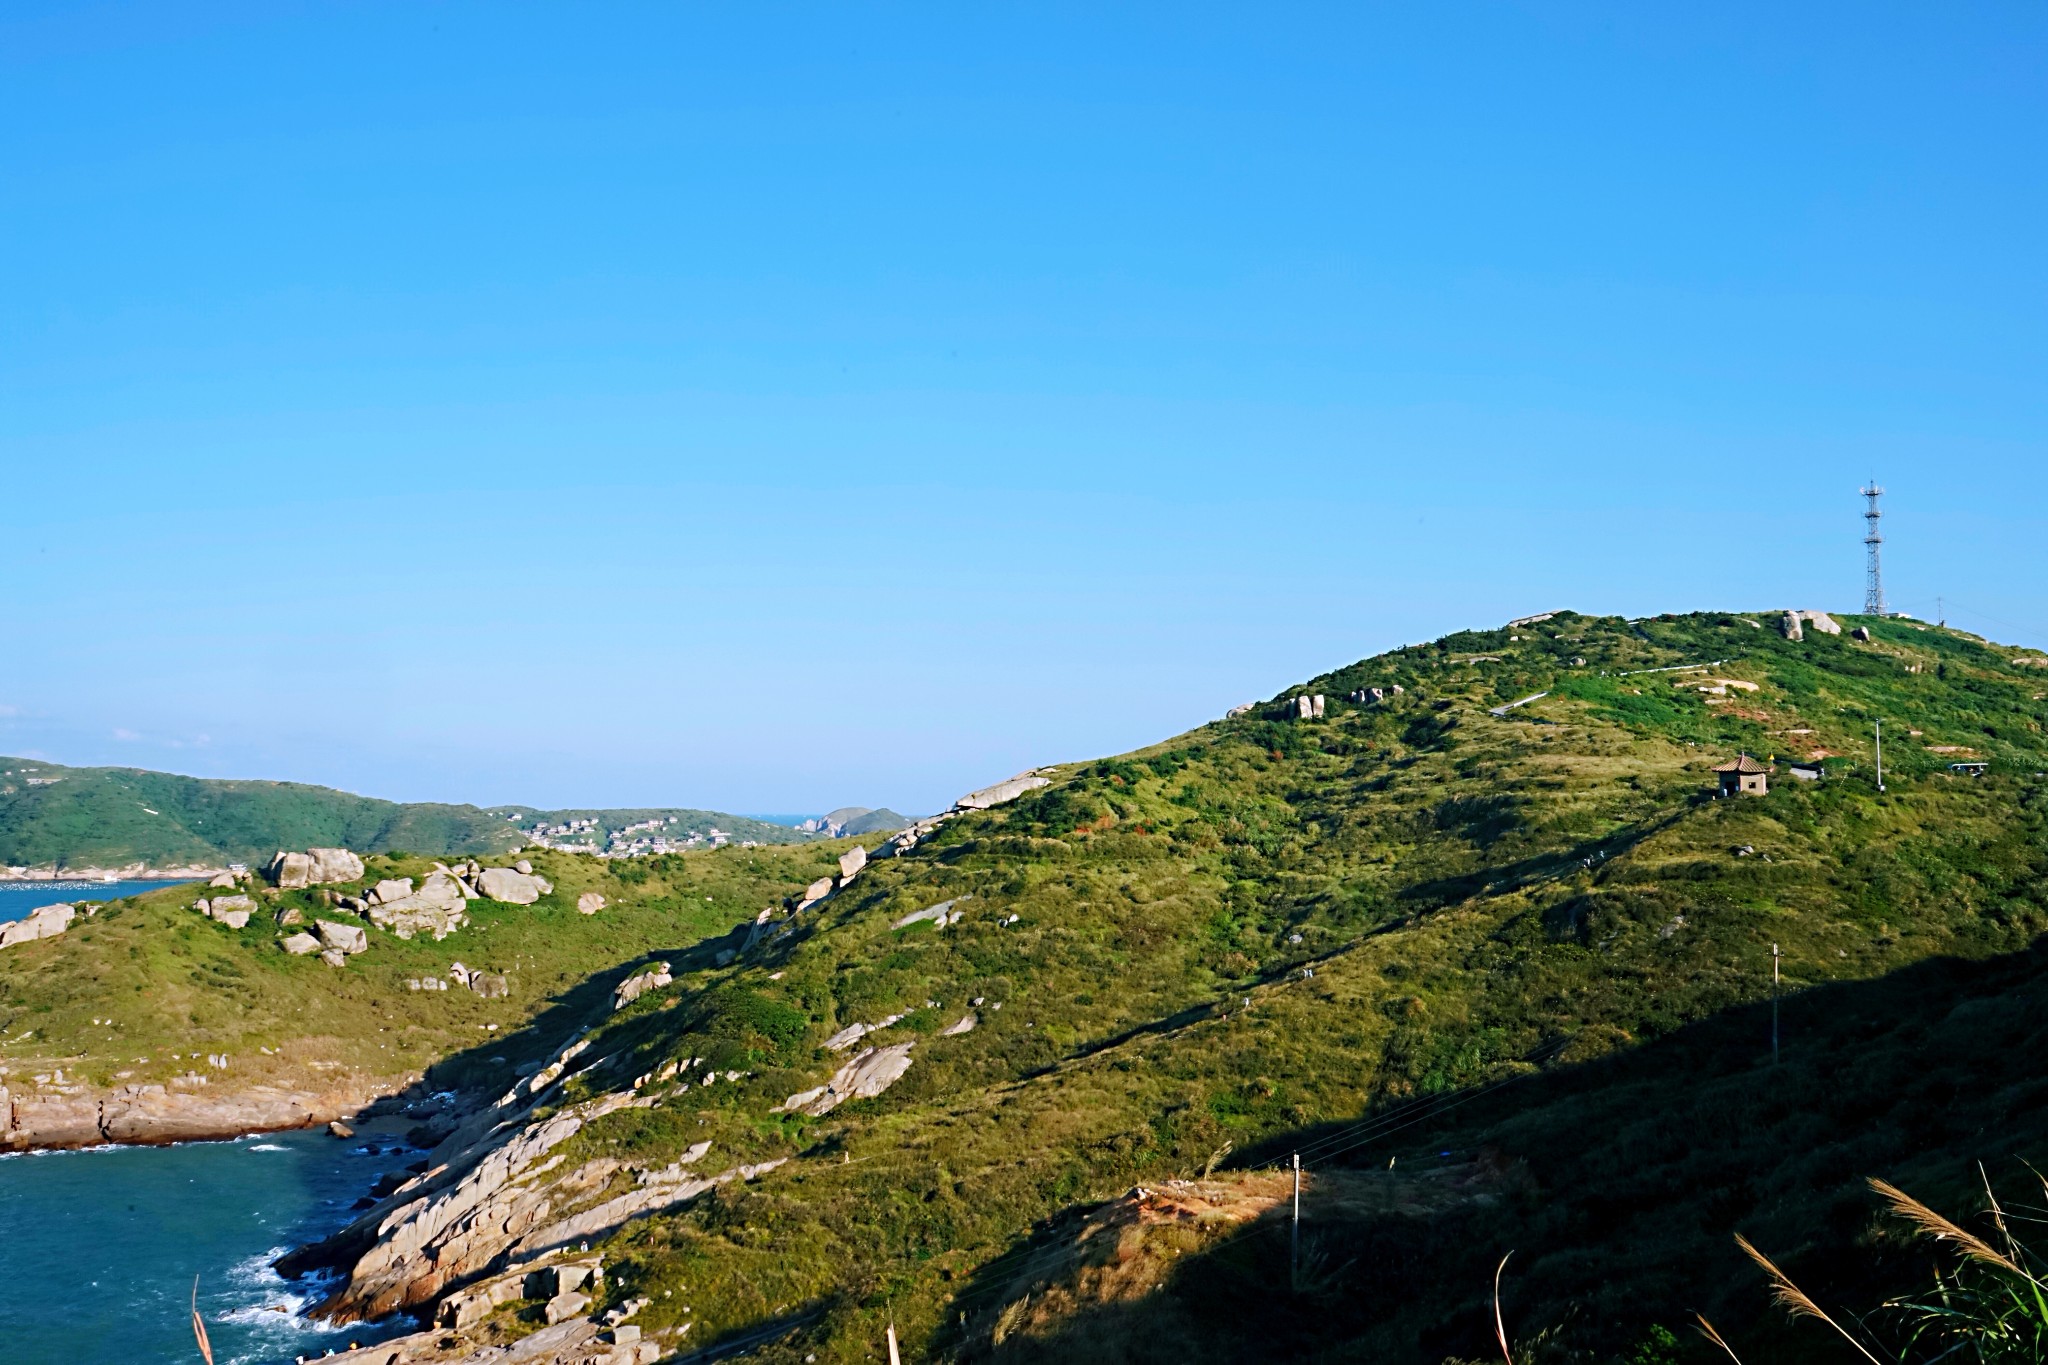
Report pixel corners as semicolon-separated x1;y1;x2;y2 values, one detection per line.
5;608;2046;1362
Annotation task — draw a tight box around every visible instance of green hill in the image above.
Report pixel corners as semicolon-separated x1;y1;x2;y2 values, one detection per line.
0;758;815;871
9;608;2048;1362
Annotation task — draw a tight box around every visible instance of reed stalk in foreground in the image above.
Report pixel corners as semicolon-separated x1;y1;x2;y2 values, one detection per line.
191;1276;214;1365
1734;1169;2048;1363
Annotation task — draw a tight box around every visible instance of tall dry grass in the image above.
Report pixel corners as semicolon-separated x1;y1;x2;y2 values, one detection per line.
1704;1168;2048;1364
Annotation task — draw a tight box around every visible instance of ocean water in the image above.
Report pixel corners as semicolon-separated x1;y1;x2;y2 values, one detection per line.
0;1123;421;1364
0;878;196;923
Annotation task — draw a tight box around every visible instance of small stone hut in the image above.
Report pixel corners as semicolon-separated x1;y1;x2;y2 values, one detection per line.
1714;754;1770;797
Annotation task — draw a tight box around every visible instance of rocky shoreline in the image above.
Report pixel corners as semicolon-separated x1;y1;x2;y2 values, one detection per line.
1;1075;399;1151
0;864;222;883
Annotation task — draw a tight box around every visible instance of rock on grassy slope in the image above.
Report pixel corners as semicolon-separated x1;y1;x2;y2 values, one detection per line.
267;611;2048;1362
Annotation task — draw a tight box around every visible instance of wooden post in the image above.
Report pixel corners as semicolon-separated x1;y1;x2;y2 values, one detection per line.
887;1319;901;1365
1875;719;1885;793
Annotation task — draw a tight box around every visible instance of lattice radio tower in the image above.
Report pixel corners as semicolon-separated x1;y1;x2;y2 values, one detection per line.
1861;482;1887;615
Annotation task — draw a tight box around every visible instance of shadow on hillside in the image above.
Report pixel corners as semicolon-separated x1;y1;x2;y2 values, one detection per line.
384;922;752;1115
945;935;2048;1365
1396;804;1694;911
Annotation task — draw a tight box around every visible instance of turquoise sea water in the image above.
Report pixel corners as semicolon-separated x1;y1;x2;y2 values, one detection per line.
0;1123;420;1364
0;878;196;922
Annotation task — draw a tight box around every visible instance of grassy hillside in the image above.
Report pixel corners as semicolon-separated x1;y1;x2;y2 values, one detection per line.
13;608;2048;1362
0;840;858;1102
0;757;813;870
375;608;2044;1362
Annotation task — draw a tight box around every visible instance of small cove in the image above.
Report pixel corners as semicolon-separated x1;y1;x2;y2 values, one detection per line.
0;1120;420;1364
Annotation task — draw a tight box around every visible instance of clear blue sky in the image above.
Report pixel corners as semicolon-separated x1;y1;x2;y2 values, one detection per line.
4;3;2044;817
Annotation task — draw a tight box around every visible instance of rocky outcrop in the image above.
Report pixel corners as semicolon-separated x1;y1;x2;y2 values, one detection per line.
311;1314;662;1364
775;1041;916;1117
0;902;76;950
837;846;868;883
892;896;969;931
612;964;671;1011
270;847;366;888
319;920;370;955
2;1076;388;1150
576;892;606;915
366;872;472;940
1781;609;1843;642
954;772;1051;811
478;867;553;904
282;931;322;955
824;1014;903;1051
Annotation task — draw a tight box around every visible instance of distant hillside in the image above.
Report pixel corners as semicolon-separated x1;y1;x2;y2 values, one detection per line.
0;758;814;872
798;805;911;837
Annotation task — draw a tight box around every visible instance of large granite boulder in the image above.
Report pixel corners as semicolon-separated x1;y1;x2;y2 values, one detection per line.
268;847;365;889
954;772;1051;810
317;920;369;955
477;867;551;904
0;903;75;951
837;846;868;882
775;1042;916;1117
576;891;606;915
281;932;322;956
613;963;673;1011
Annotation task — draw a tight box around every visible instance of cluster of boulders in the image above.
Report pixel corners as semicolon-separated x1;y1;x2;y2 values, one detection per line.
280;919;369;968
1349;684;1405;704
1781;609;1842;641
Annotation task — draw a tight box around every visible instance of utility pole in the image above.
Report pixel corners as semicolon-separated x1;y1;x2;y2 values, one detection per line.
1291;1152;1302;1291
886;1318;901;1365
1875;719;1885;793
1771;943;1782;1066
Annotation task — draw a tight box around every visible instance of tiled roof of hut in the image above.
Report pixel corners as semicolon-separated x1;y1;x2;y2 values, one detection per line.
1713;755;1770;774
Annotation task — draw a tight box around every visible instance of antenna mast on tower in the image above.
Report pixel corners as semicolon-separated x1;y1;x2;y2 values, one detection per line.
1861;482;1886;615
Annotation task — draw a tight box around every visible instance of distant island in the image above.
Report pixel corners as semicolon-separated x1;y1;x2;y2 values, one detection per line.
0;756;903;876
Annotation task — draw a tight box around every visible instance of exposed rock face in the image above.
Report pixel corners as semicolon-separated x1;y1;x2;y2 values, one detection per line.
288;1035;781;1334
318;920;370;955
775;1042;916;1117
576;892;606;915
314;1315;661;1364
941;1012;979;1036
208;871;239;888
369;872;472;940
0;903;76;950
824;1014;903;1051
1781;609;1843;641
799;876;835;907
3;1077;385;1150
270;847;366;888
892;896;969;930
478;868;552;904
613;964;672;1011
282;931;322;956
954;773;1051;811
207;894;256;928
